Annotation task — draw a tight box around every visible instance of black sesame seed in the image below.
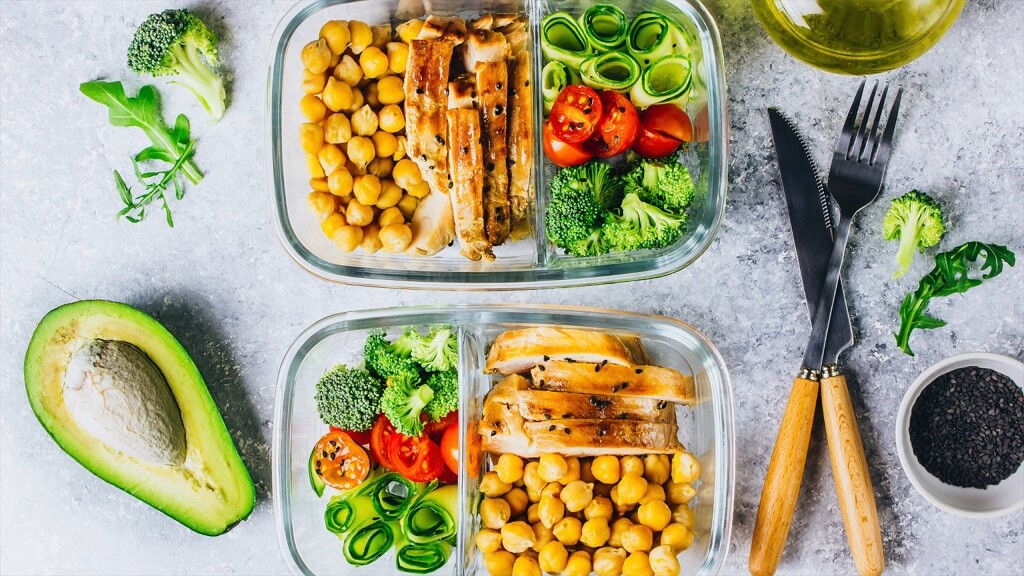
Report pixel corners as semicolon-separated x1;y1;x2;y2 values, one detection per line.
496;82;503;90
564;427;571;435
490;430;497;436
435;135;446;145
597;427;607;437
416;87;424;95
448;181;454;189
620;382;629;390
524;80;530;87
549;425;556;431
421;154;427;161
494;105;504;115
635;368;643;374
538;365;545;372
545;413;552;420
594;364;601;372
543;355;550;361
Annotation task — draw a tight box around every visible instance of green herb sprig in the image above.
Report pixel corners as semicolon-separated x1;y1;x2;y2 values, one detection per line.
895;241;1016;355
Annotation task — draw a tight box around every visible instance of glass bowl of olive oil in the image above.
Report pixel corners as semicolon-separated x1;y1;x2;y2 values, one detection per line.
751;0;966;75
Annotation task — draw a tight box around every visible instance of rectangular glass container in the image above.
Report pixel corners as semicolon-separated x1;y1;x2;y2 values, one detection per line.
266;0;727;289
272;305;734;575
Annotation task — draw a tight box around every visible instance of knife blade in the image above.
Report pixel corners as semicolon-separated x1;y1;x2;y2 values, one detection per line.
767;108;854;363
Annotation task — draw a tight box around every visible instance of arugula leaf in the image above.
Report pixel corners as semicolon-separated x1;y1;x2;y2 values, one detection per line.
895;241;1016;355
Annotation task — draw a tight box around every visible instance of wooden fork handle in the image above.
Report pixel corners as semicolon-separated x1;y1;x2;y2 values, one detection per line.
821;372;885;576
749;376;819;576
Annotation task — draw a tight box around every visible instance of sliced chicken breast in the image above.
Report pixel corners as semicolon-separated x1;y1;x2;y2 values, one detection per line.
485;327;647;374
516;389;676;423
448;74;477;110
531;361;696;405
405;190;455;256
475;60;511;245
418;16;468;42
446;107;493;261
506;49;533;239
405;38;455;197
462;29;508;73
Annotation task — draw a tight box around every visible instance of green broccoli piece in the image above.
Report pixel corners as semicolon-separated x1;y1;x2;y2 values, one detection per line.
621;155;695;213
364;330;421;382
567;228;607;258
391;328;420;358
380;372;434;436
545;161;620;255
882;190;946;278
410;327;458;373
424;370;458;421
127;9;226;121
601;193;687;252
314;365;383;432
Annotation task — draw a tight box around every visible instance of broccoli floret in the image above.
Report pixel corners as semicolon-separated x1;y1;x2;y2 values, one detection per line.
364;330;421;382
882;190;946;278
545;161;617;254
621;155;695;213
314;365;383;432
601;193;687;252
380;372;434;436
424;370;458;421
567;228;607;257
410;327;458;373
391;328;419;358
127;9;226;121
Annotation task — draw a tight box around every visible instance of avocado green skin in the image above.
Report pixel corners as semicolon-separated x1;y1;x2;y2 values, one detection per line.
24;300;255;536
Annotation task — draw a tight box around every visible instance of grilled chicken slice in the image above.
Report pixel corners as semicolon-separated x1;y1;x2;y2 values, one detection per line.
506;49;533;239
485;327;648;374
405;190;455;256
446;108;493;260
418;16;467;42
475;60;511;245
479;375;531;455
448;74;477;110
531;361;696;405
496;18;528;53
462;29;508;73
516;389;676;423
405;38;455;197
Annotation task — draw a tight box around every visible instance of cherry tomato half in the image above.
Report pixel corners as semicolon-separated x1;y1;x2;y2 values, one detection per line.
440;423;459;476
591;91;639;158
313;430;371;491
370;414;398;470
543;122;594;168
549;85;603;144
424;410;458;438
641;103;693;143
633;125;683;159
388;434;444;482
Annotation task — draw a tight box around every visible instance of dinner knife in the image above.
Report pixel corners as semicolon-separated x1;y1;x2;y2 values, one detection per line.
750;109;856;576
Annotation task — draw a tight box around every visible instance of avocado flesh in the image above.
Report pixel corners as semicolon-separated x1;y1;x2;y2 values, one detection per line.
24;301;255;536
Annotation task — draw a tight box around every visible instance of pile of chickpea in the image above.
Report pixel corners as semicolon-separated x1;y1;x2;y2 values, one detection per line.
476;451;701;576
299;19;430;254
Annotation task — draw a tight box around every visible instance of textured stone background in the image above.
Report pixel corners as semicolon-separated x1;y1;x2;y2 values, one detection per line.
1;0;1021;575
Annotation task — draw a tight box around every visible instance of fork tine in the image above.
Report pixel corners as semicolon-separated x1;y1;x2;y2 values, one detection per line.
872;87;904;166
835;79;866;158
864;83;890;162
853;81;879;160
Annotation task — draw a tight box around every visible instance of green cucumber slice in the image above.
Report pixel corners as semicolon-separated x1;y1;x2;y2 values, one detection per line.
541;12;594;69
627;11;691;67
630;54;693;109
579;51;641;92
541;61;581;114
579;4;629;51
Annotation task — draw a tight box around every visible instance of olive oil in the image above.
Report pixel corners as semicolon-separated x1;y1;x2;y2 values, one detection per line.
751;0;966;75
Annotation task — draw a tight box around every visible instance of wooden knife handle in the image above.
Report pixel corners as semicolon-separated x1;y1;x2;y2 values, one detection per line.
820;373;885;576
749;376;819;576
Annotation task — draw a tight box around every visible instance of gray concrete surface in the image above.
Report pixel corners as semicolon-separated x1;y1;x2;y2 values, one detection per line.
1;0;1021;574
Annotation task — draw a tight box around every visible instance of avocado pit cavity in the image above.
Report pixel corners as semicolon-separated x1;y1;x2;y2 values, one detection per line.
63;339;186;466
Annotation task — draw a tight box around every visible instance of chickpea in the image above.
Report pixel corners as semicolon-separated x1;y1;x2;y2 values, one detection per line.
671;452;701;484
310;177;329;192
346;86;365;113
481;497;512;530
352;174;381;205
609;518;633;548
392;158;423;190
320;212;346;237
385;41;410;75
472;527;503;554
333;54;363;86
317;144;346;176
393;135;407;161
643;455;671;485
585;496;614;521
580;458;596;483
671;504;695;528
307;191;337;221
623;551;654;576
331;225;362;253
563;550;592;576
500;521;535;554
323;113;351;144
526;503;540;525
538;541;569;573
593;547;627;576
522;461;544;491
538;454;568;483
300;94;327;122
660;524;694;553
538;494;565;529
319;20;350;54
370;24;391;49
505;487;529;517
322;77;353;112
351;105;379;137
557;480;593;512
531;521;553;553
552;516;582;546
396;194;419;219
407;180;431;199
299;123;324;154
540;482;562;500
306;153;326;178
377;104;405;133
346;136;375;169
372;131;398;158
396;18;423;43
512;555;541;576
592;455;621;485
301;69;327;94
378;206;405;228
364;82;380;108
558;457;581;485
379;223;411;253
328;169;354;197
348;20;372;54
638;500;672;532
376;74;405;105
480;471;513;497
359;46;389;78
617;473;648;506
328;51;341;70
360;223;382;254
639;484;666;505
620;456;644;477
301;38;331;73
621;525;653;554
648;545;681;576
344;199;374;227
665;482;696;506
367;156;394;179
483;550;516;576
496;454;525;485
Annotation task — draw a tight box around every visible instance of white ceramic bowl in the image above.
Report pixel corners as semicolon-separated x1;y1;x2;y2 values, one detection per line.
895;352;1024;518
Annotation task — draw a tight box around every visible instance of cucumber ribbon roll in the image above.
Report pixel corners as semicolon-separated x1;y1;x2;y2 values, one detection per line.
360;471;423;521
627;11;691;67
541;12;594;69
579;4;629;51
394;530;452;574
324;493;374;535
541;61;581;114
343;517;398;566
401;483;458;545
630;54;693;109
579;51;640;92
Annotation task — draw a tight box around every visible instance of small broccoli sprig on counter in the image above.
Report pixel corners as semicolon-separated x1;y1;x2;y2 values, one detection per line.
364;330;422;382
380;372;434;436
314;365;384;432
621;155;695;213
882;190;946;279
601;193;688;252
128;9;226;121
425;370;458;422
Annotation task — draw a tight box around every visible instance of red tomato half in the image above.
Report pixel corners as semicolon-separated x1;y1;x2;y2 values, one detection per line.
641;104;693;143
440;424;459;476
544;122;594;168
592;91;639;158
633;125;683;159
388;434;444;482
549;85;603;144
369;415;398;470
424;411;458;438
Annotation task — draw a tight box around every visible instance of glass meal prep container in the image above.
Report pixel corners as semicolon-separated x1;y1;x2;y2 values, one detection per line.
266;0;727;289
272;305;735;575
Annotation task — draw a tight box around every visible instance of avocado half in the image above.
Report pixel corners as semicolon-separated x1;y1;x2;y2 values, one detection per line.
24;300;255;536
